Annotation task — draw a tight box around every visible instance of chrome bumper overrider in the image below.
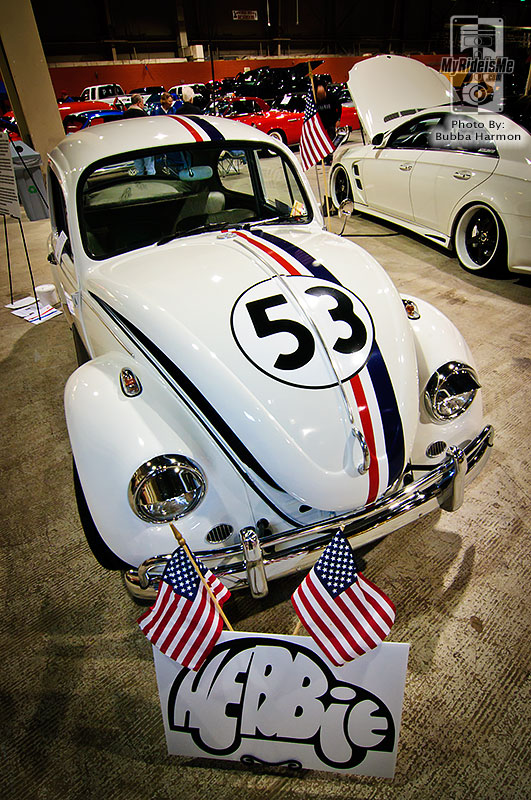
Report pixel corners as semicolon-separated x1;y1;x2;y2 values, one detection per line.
124;425;494;601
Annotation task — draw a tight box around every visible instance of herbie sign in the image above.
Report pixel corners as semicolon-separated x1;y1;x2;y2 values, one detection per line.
152;630;409;777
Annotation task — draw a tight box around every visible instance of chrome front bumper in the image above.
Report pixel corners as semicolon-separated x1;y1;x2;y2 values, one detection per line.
124;425;494;601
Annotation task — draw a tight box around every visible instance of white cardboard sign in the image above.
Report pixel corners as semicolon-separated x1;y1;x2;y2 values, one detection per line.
0;132;21;219
153;630;409;778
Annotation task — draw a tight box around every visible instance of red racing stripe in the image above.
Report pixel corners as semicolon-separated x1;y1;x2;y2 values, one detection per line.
350;375;380;503
238;229;381;504
235;230;301;275
170;115;204;141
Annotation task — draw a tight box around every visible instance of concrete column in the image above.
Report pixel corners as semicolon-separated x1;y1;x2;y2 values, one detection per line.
176;2;190;58
0;0;64;164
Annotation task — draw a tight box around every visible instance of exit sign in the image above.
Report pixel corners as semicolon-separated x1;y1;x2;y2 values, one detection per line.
232;10;258;21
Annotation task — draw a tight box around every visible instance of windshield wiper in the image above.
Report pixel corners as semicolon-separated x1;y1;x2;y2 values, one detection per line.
157;221;234;246
157;214;309;246
244;214;309;228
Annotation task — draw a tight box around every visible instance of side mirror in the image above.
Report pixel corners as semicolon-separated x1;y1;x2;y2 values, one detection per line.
371;132;385;147
339;199;355;217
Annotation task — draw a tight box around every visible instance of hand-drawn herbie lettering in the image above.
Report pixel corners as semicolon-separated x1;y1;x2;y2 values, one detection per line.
167;637;395;770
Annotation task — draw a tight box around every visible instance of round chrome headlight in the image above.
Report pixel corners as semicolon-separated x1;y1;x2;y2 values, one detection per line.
424;362;480;421
128;455;206;523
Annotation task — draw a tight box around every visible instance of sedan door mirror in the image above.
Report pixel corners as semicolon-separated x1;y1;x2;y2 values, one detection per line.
371;132;385;147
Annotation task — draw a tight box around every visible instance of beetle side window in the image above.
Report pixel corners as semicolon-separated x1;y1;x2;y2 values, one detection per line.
253;148;308;216
48;169;72;257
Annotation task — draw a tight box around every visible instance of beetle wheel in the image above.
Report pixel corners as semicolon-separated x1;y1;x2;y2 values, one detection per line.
73;459;132;571
331;165;353;210
454;204;507;277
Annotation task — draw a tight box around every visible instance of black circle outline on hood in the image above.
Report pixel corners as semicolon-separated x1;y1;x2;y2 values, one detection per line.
230;276;375;390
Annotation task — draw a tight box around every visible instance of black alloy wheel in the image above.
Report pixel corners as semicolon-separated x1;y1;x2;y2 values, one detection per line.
331;165;353;209
454;204;507;277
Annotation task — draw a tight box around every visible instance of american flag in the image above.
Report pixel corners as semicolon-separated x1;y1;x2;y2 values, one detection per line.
138;547;231;671
291;531;395;666
299;87;334;171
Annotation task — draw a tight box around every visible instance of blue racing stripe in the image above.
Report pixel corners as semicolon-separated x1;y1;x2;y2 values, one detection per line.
187;116;225;140
250;228;405;486
251;229;342;285
366;344;405;485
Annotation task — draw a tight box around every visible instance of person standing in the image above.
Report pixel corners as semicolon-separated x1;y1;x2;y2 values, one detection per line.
314;81;342;144
123;93;148;118
174;86;202;115
151;92;182;116
122;94;155;175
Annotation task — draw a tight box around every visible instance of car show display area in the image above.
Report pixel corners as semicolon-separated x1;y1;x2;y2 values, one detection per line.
1;179;529;796
1;4;530;792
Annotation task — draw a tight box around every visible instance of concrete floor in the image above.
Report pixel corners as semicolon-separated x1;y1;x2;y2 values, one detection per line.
1;160;530;799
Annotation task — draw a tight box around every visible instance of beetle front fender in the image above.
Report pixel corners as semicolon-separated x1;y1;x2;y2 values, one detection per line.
402;296;484;464
65;352;249;566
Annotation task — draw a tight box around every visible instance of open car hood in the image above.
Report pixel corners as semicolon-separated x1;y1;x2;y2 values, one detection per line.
88;227;418;514
348;55;457;141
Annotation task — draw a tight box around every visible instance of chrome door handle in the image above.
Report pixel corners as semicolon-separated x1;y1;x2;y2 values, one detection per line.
399;163;413;171
352;427;371;475
453;171;471;180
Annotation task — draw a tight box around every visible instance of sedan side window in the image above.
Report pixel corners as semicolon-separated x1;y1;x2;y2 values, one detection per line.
387;115;443;150
433;114;498;156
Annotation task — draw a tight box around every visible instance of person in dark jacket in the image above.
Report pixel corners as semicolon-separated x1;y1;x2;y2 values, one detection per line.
123;94;148;118
123;94;155;174
314;81;342;142
174;86;202;115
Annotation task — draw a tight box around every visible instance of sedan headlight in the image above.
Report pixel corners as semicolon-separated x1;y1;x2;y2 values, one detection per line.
424;362;480;421
128;455;206;523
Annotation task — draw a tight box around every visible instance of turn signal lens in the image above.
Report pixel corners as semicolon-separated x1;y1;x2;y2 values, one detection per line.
120;368;142;397
402;299;420;320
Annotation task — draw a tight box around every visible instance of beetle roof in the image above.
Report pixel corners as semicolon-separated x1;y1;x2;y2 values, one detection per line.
49;114;281;177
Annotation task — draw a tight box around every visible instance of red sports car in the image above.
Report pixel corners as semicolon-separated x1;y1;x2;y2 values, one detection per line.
208;95;359;147
272;93;360;135
0;101;110;141
208;96;303;145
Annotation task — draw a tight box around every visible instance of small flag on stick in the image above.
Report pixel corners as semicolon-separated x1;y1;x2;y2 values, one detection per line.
300;86;334;171
138;525;231;671
291;531;395;666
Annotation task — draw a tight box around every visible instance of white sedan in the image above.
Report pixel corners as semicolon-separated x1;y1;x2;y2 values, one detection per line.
329;55;531;278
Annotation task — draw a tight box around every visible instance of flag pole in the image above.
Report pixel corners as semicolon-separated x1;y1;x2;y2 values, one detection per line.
308;65;330;232
321;160;331;226
170;523;234;631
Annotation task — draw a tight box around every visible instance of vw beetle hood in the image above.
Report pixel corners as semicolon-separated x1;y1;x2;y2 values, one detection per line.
348;55;457;140
87;227;418;513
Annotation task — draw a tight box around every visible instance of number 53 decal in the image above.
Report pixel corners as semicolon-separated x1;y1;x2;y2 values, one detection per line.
231;277;374;388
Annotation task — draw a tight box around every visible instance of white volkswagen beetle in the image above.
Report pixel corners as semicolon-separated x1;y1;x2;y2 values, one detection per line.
47;113;493;600
329;55;531;278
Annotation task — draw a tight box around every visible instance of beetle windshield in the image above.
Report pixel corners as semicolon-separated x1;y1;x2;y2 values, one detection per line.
79;142;312;259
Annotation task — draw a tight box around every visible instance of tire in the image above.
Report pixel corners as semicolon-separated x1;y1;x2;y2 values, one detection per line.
73;459;132;571
72;324;90;366
267;129;286;144
330;165;353;210
454;204;508;277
